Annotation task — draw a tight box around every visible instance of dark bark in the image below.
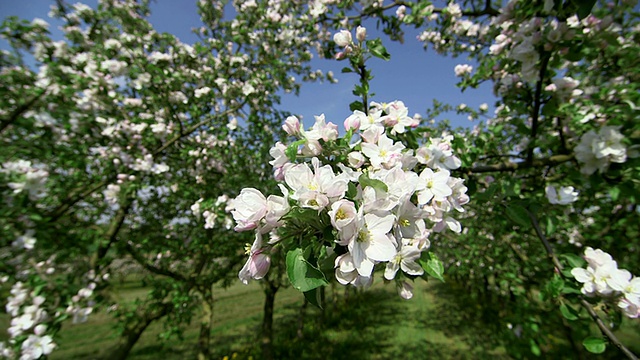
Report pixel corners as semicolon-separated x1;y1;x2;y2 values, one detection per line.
197;289;215;360
103;303;172;360
261;281;279;360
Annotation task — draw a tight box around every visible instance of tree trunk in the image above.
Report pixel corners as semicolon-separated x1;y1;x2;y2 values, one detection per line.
104;303;172;360
296;297;308;339
197;288;215;360
261;281;279;360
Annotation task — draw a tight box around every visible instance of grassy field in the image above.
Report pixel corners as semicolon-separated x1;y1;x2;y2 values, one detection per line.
2;277;639;359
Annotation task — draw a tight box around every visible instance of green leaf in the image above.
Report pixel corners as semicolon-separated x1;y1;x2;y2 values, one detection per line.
530;339;541;356
341;66;353;73
560;253;586;269
366;38;391;61
583;336;606;354
349;100;365;112
303;287;323;309
560;303;579;321
475;183;498;202
286;248;328;292
545;216;557;236
609;186;621;201
421;253;445;282
561;285;583;295
576;0;597;19
546;275;564;299
504;204;531;228
358;173;388;193
285;140;305;161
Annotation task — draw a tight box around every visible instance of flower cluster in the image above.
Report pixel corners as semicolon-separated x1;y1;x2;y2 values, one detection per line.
2;281;56;360
1;160;49;201
228;101;469;299
574;125;628;175
571;247;640;318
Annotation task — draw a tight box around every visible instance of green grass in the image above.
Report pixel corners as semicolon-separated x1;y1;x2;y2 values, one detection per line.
56;277;509;360
2;277;639;359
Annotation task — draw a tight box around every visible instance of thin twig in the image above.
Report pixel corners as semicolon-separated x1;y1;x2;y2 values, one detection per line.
457;154;573;174
526;209;638;360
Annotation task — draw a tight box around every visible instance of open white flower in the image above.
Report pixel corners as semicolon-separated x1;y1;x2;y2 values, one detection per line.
545;185;579;205
348;212;397;277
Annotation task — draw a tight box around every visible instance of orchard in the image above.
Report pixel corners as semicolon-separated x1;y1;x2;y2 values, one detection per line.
0;0;639;359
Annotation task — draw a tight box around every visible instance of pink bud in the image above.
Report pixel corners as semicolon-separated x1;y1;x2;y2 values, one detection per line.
282;116;301;136
344;113;361;131
249;250;271;279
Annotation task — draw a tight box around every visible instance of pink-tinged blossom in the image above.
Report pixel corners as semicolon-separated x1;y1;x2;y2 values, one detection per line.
380;101;417;134
239;233;271;284
284;158;347;209
397;281;414;299
194;87;211;98
305;114;338;142
447;177;470;212
283;115;301;136
229;188;268;232
416;138;461;170
269;142;290;180
618;298;640;318
361;134;405;169
396;5;406;20
583;247;615;268
344;113;361;131
360;184;393;216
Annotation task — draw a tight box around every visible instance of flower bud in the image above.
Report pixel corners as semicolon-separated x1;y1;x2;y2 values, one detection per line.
282;115;301;136
333;30;352;47
344;113;361;131
356;26;367;42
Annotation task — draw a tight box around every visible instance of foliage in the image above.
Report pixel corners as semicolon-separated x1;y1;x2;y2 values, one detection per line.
1;0;639;359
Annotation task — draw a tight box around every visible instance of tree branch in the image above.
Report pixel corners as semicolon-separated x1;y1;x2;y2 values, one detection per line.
526;209;638;360
125;242;188;283
457;154;573;174
0;89;47;134
90;199;132;270
527;52;551;165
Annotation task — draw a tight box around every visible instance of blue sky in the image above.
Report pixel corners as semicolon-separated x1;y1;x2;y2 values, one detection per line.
0;1;496;129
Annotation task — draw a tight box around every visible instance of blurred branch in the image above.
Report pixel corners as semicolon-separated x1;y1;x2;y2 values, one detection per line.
527;52;552;165
125;242;188;283
526;209;639;360
90;198;132;271
0;89;46;134
458;154;573;174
